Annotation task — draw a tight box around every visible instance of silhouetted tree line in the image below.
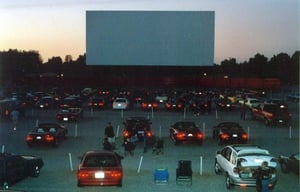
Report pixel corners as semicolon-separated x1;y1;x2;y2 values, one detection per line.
0;49;299;89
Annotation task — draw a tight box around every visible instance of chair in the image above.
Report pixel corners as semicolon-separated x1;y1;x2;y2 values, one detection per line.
154;168;169;184
176;160;192;185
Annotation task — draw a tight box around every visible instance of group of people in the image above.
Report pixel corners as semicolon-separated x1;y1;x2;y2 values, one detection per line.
102;122;164;156
102;122;136;156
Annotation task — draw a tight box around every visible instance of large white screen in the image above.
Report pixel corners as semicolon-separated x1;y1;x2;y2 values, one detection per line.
86;11;214;66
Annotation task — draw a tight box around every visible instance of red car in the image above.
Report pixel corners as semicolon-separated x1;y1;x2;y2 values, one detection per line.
77;150;123;187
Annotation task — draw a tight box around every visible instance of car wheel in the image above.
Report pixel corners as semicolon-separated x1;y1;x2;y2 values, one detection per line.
2;181;9;190
214;161;221;174
280;162;289;173
32;166;40;177
226;174;231;189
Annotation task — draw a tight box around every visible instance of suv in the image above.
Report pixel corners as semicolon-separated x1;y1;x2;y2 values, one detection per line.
122;117;153;142
0;153;44;189
214;144;277;190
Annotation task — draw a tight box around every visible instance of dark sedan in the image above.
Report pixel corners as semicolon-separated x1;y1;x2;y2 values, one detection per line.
212;122;248;145
278;153;299;174
141;97;159;110
169;121;204;145
25;123;68;147
77;150;123;187
0;152;44;189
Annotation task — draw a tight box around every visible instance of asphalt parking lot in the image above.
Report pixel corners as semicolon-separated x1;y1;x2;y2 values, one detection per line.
0;100;299;192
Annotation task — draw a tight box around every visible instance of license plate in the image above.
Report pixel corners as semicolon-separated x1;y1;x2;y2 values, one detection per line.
188;133;193;137
36;136;42;139
95;171;105;179
232;134;238;137
63;117;68;121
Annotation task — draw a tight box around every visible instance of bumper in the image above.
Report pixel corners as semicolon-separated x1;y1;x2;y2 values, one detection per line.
231;176;277;188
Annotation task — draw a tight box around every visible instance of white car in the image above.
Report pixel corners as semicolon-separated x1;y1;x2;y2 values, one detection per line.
214;144;277;190
112;98;130;110
239;97;262;108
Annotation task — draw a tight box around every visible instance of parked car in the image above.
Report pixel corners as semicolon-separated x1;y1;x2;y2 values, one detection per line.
59;96;82;109
141;97;159;110
215;98;236;110
122;117;153;142
212;122;248;145
88;97;106;109
56;108;84;122
165;97;185;111
0;152;44;189
278;153;299;174
214;144;277;190
112;97;130;110
25;123;68;147
264;98;288;109
77;150;123;187
169;121;204;145
239;97;262;109
34;95;55;109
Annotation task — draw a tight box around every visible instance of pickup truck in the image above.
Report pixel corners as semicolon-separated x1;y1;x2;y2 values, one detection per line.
251;103;291;126
56;107;84;122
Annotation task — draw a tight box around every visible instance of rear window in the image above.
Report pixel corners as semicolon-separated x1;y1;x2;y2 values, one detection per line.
83;154;117;167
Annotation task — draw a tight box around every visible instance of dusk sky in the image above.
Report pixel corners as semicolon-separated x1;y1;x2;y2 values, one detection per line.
1;0;299;64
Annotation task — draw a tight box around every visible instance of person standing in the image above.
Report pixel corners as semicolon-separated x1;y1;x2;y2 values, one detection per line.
104;122;115;145
255;161;271;192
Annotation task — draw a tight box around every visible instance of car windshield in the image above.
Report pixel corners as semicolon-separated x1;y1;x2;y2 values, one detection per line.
83;154;117;167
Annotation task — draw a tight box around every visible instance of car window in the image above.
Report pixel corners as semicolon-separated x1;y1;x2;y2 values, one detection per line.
83;154;117;167
221;147;232;161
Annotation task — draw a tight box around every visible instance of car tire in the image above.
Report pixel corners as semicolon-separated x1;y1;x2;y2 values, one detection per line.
226;174;231;189
32;166;40;177
280;162;289;173
214;161;221;174
2;181;9;190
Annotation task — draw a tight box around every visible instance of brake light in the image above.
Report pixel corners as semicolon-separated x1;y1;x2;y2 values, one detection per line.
77;170;89;179
176;132;186;139
242;133;248;139
152;103;158;108
221;133;229;139
197;133;204;139
5;109;9;116
147;131;152;137
177;103;183;108
110;170;122;178
88;102;93;107
141;103;147;108
123;130;130;137
45;135;55;142
165;103;171;108
26;135;33;141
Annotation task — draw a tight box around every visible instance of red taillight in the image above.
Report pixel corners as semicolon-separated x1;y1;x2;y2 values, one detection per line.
123;130;130;137
147;131;152;137
141;103;147;108
45;135;55;142
152;103;158;108
197;133;204;139
177;103;183;108
98;102;104;106
110;170;122;178
77;170;89;179
176;132;186;139
5;109;9;116
242;133;248;139
26;135;33;141
88;102;93;106
221;133;229;139
165;103;171;108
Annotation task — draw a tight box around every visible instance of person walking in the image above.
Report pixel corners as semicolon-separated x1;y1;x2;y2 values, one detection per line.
10;109;19;130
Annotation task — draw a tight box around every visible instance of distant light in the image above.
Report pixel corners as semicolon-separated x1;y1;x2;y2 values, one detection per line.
224;75;229;79
203;73;207;76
